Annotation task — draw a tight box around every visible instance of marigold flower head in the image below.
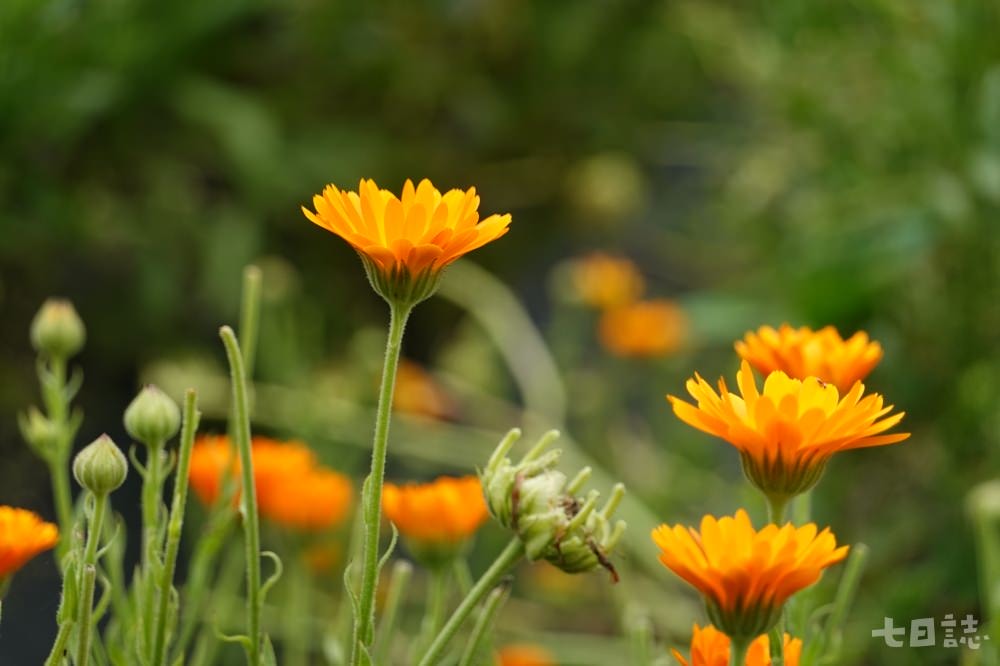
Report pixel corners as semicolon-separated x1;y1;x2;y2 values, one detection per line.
567;253;645;309
599;299;686;358
668;361;909;502
495;644;556;666
382;476;488;565
0;506;59;582
302;178;511;305
735;324;882;393
652;510;848;640
671;624;802;666
188;435;352;532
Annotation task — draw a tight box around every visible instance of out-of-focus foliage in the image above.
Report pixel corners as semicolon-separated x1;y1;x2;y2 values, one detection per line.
1;0;999;664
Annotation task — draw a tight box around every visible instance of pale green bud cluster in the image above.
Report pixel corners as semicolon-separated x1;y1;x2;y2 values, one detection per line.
481;429;627;580
73;434;129;497
30;299;86;359
124;384;180;445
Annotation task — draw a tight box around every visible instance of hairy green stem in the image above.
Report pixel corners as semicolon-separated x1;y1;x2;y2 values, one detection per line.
44;357;75;559
141;440;165;654
418;538;524;666
351;302;412;665
76;493;108;666
44;619;74;666
220;325;263;664
457;584;510;666
152;390;200;665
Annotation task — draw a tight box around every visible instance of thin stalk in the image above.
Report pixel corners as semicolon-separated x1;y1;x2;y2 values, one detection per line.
453;559;473;596
823;543;869;650
152;390;200;665
285;554;310;666
729;638;749;666
140;440;165;654
239;265;262;378
373;560;412;666
44;356;74;558
77;493;108;666
457;584;510;666
415;569;448;661
766;496;788;524
351;302;412;664
44;619;74;666
220;325;263;665
418;538;524;666
768;625;784;665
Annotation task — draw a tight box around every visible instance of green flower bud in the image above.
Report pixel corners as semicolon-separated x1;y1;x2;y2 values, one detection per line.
30;299;86;359
73;435;128;496
481;429;627;580
124;385;180;445
18;406;61;457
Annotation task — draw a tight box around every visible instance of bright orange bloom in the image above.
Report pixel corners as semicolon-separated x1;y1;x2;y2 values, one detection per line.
671;624;802;666
302;179;511;303
382;476;488;563
599;299;686;358
188;436;352;532
495;644;556;666
0;506;59;581
568;253;645;309
652;510;848;640
393;359;455;420
735;324;883;393
668;361;909;500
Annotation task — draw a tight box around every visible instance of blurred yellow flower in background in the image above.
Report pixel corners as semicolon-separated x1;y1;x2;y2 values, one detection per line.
188;435;352;532
392;359;455;420
652;510;848;640
668;361;909;501
670;624;802;666
495;643;556;666
599;299;687;358
568;253;645;309
735;324;883;392
0;506;59;582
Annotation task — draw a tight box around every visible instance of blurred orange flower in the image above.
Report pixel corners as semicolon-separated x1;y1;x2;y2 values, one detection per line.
0;506;59;581
667;361;909;500
568;253;645;309
671;624;802;666
393;360;454;420
188;436;352;532
382;476;488;562
652;510;848;640
599;299;686;358
735;324;882;392
496;644;556;666
302;179;510;303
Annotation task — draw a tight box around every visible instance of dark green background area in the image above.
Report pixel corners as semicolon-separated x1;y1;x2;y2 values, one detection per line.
1;1;999;664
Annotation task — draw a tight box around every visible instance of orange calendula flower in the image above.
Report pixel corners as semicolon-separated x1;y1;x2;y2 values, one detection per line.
652;510;848;641
495;644;556;666
667;361;909;503
599;299;687;358
0;506;59;582
735;324;883;393
188;436;352;532
382;476;488;565
302;178;511;305
568;253;645;309
671;624;802;666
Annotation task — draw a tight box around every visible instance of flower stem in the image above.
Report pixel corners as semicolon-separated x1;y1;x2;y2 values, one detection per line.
351;302;412;664
373;560;413;666
457;583;510;666
729;637;749;666
414;568;448;661
140;439;165;654
220;325;263;665
43;356;75;560
766;495;789;524
768;624;785;665
151;390;200;666
76;493;108;666
418;537;524;666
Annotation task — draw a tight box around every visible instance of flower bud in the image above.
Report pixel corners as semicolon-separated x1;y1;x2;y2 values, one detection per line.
18;407;61;457
30;299;85;359
481;429;627;580
124;385;180;445
73;435;128;496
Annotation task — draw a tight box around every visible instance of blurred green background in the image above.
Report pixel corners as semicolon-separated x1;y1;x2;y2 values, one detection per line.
2;0;1000;664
